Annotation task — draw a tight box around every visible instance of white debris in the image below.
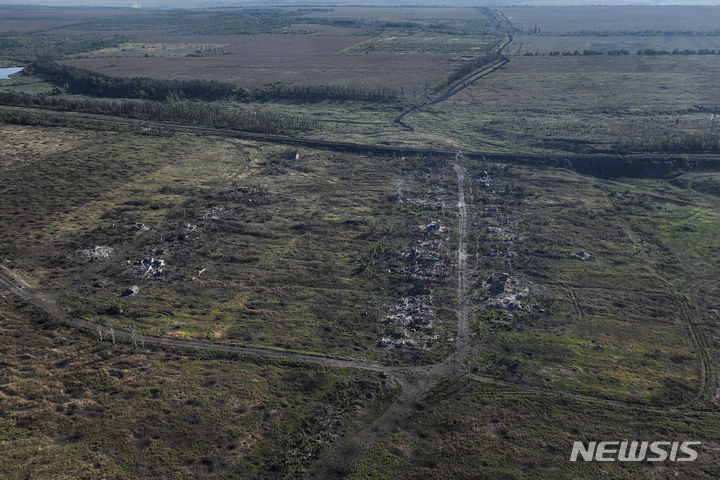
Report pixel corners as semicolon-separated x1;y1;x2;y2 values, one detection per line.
200;207;224;221
122;285;140;296
135;257;165;276
572;250;593;261
78;245;113;260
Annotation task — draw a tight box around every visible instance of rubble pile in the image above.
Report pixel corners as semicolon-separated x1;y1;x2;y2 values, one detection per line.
122;285;140;297
134;257;165;276
130;222;150;232
381;163;451;350
400;237;449;280
476;165;532;315
77;245;113;261
379;295;438;349
572;250;593;261
483;273;530;312
398;196;444;211
475;168;520;263
200;206;224;221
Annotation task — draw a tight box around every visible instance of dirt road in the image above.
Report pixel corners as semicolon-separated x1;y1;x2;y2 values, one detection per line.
0;155;717;479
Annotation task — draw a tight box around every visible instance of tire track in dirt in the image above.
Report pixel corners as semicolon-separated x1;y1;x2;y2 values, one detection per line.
0;265;390;373
392;8;515;132
4;105;720;177
311;157;473;478
392;56;509;133
1;154;718;480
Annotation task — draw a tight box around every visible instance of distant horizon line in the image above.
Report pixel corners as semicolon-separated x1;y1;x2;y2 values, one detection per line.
2;2;720;7
3;1;720;10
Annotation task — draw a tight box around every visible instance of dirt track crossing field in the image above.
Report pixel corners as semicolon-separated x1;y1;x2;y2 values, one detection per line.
2;154;718;476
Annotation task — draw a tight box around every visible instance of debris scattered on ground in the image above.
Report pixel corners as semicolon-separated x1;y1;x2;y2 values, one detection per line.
472;165;536;315
200;206;224;221
191;267;207;281
134;257;165;276
399;196;444;210
379;295;438;349
77;245;113;261
130;222;150;232
424;220;442;232
572;250;593;261
122;285;140;297
164;233;187;243
382;162;451;349
93;279;113;289
484;273;530;312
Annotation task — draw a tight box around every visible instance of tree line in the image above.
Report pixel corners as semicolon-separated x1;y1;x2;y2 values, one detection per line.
524;48;720;57
620;134;720;153
525;49;630;56
444;50;502;86
28;62;399;104
0;91;316;134
0;108;170;136
0;33;127;63
523;29;720;36
637;48;720;55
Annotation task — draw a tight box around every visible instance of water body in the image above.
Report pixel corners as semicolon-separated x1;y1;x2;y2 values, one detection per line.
0;67;24;79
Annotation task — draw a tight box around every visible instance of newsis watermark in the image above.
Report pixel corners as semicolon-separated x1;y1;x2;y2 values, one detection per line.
570;441;701;462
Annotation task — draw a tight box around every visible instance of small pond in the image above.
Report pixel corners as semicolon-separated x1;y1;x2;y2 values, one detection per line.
0;67;24;79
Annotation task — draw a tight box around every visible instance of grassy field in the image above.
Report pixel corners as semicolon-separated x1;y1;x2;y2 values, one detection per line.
407;54;720;153
0;72;55;95
0;124;459;365
511;34;720;55
49;7;503;91
348;379;720;479
461;163;710;404
501;6;720;34
1;4;720;479
0;293;397;479
0;5;140;33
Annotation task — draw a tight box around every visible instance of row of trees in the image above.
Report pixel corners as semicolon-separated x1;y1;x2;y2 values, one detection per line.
526;49;630;56
0;108;168;135
28;62;399;104
444;50;502;86
254;82;398;103
638;48;720;55
0;91;316;134
524;48;720;57
0;32;126;63
524;30;720;36
29;62;240;101
621;134;720;153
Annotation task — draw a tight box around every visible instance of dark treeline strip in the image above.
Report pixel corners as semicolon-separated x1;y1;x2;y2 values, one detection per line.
620;134;720;153
438;20;508;89
638;48;720;55
29;62;242;101
524;49;720;57
254;83;398;103
28;63;399;104
299;15;501;36
522;29;720;36
0;33;127;63
525;49;630;56
0;109;170;136
0;92;316;134
64;9;296;35
443;50;502;86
